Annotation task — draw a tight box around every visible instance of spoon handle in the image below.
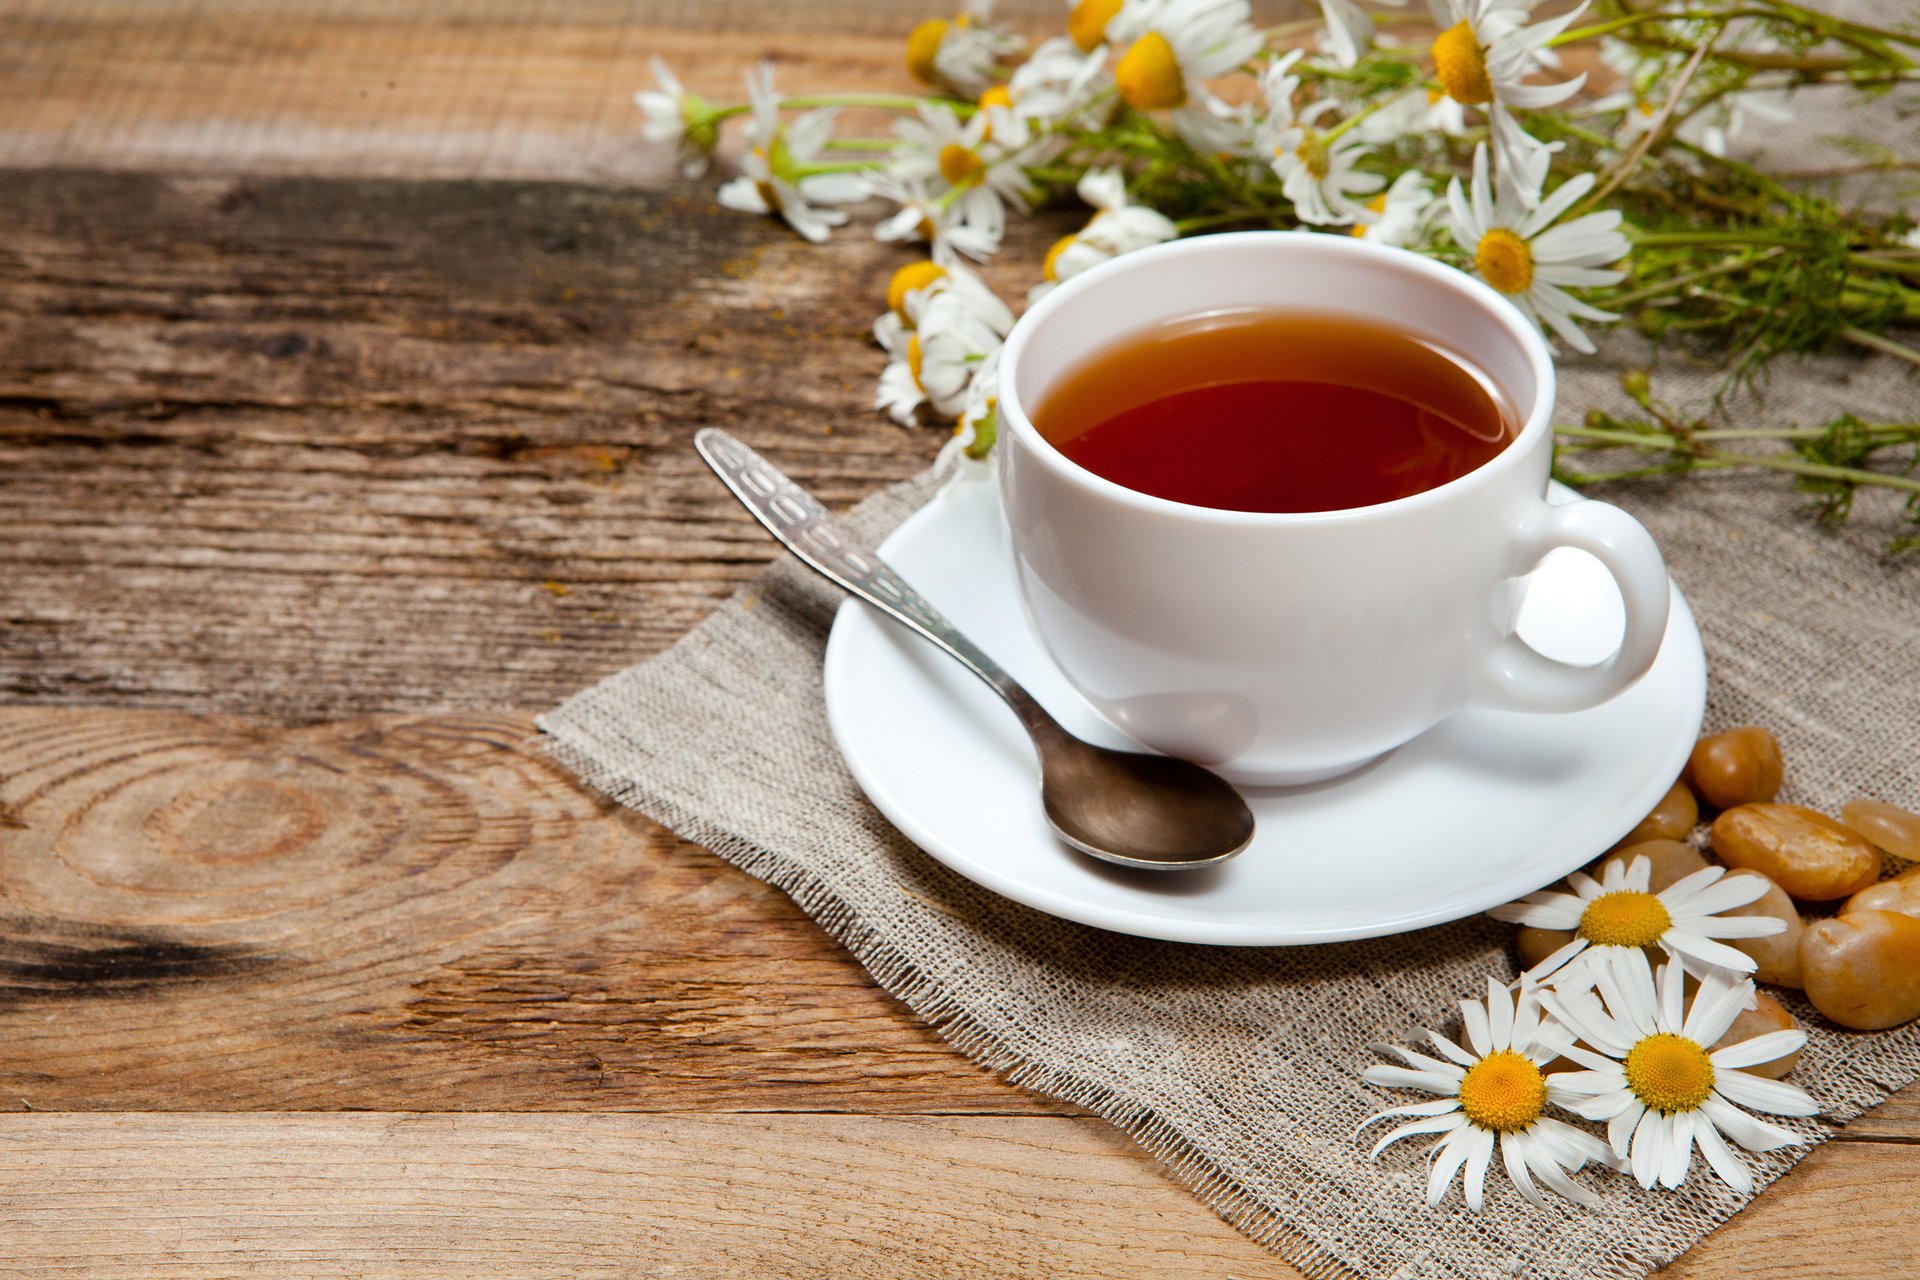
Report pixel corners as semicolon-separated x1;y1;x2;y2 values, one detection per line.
695;429;1044;725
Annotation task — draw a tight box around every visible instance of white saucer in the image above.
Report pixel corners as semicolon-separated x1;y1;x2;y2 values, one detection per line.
822;473;1706;946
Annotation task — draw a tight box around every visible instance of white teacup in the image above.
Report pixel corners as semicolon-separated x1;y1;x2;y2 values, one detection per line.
997;231;1671;786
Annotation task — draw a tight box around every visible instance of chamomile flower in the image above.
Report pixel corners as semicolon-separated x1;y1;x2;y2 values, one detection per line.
907;0;1025;97
1542;952;1818;1194
938;347;1003;468
1068;0;1128;52
1008;35;1117;128
1111;0;1264;151
1351;170;1436;247
1427;0;1587;203
1428;0;1588;113
1269;100;1385;227
1490;851;1785;989
715;63;870;244
875;288;1005;425
1361;978;1620;1211
635;58;721;177
871;172;1002;262
876;257;1014;338
1446;142;1629;354
1028;166;1178;302
890;103;1039;252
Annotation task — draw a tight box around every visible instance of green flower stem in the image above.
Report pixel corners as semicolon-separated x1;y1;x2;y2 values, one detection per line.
1323;81;1422;146
781;93;963;114
1604;250;1784;309
1555;425;1920;496
1550;10;1778;46
1842;326;1920;368
1629;230;1808;248
795;160;887;176
822;138;899;150
1756;0;1920;48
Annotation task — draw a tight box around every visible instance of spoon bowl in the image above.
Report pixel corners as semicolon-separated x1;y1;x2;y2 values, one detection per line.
696;428;1255;871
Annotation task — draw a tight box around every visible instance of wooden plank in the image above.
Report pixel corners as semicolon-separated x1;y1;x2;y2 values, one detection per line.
0;168;1058;721
0;0;1097;180
0;707;1061;1115
0;1113;1306;1279
2;1112;1917;1278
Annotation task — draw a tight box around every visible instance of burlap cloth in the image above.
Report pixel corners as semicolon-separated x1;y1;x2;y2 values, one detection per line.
540;72;1920;1278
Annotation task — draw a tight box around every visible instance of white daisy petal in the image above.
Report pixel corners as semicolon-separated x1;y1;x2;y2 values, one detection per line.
1692;916;1789;940
1356;1097;1470;1132
1695;1114;1755;1193
1529;1148;1603;1208
1712;1070;1821;1118
1711;1030;1807;1070
1426;1030;1481;1068
1682;970;1756;1044
1462;1126;1496;1211
1659;958;1687;1030
1608;1096;1646;1160
1630;1108;1666;1188
1501;1130;1546;1206
1662;1110;1695;1188
1671;869;1771;914
1491;900;1584;930
1426;1124;1477;1206
1461;997;1493;1057
1371;1111;1471;1157
1378;1045;1469;1077
1486;977;1515;1051
1363;1065;1465;1094
1702;1095;1805;1152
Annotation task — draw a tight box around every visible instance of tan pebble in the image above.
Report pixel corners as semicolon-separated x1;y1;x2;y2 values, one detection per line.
1800;910;1920;1030
1594;839;1710;892
1617;781;1700;846
1711;803;1880;901
1689;727;1784;810
1721;870;1804;988
1843;864;1920;920
1841;797;1920;862
1517;926;1573;969
1709;990;1801;1080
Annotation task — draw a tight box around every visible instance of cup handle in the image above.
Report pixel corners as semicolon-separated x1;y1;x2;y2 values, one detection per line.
1475;497;1671;713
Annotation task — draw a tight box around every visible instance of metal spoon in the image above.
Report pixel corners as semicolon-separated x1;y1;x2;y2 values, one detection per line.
695;428;1255;870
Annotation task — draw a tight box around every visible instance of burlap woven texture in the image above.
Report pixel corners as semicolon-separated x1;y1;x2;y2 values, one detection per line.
540;336;1919;1280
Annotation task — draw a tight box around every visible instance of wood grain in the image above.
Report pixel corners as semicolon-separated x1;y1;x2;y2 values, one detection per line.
0;707;1058;1115
2;1112;1918;1279
0;0;1128;181
0;1113;1306;1279
0;168;1055;721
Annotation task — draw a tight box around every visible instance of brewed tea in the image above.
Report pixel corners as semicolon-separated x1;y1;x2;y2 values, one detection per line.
1035;310;1515;514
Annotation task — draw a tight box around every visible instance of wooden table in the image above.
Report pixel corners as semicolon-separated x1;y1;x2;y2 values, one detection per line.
1;4;1913;1274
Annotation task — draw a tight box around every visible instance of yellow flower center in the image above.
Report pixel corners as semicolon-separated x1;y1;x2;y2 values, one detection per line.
1433;20;1494;106
1115;32;1186;111
1295;132;1331;180
1624;1033;1716;1113
1576;889;1672;948
978;84;1014;111
907;19;948;86
1070;0;1124;52
907;332;925;390
1043;233;1077;281
1475;227;1535;294
887;261;947;320
939;142;985;187
1350;191;1390;238
1456;1049;1548;1133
